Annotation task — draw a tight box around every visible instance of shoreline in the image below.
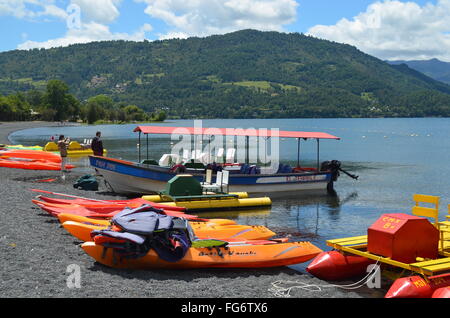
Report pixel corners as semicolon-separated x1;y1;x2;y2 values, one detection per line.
1;121;80;145
0;121;368;298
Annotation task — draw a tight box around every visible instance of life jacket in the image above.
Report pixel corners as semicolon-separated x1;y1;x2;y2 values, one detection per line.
91;205;194;262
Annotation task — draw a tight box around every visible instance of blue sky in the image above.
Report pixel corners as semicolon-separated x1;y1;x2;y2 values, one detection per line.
1;0;449;61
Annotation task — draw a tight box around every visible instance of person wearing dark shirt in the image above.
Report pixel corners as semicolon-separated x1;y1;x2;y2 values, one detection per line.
91;131;104;156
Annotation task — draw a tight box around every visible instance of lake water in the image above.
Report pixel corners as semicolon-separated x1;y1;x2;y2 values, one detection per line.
9;118;450;293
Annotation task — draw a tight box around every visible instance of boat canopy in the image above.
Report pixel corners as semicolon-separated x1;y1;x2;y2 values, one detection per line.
133;126;340;140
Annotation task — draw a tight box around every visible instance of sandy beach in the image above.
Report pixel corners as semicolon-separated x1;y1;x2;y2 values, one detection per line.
0;121;364;299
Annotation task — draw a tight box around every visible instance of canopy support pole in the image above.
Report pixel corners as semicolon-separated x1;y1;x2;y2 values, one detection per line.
208;135;212;163
146;134;149;161
245;135;249;164
297;138;301;167
138;132;141;163
316;139;320;170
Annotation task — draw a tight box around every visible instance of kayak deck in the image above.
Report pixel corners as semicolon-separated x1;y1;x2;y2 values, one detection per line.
82;241;322;269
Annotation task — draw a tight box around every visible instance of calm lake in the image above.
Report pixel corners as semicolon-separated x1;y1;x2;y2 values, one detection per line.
9;118;450;293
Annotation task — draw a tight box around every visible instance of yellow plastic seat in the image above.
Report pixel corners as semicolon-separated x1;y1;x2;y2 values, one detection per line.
412;194;439;227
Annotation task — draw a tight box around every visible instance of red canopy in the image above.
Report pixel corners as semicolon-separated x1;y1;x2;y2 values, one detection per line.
134;126;340;140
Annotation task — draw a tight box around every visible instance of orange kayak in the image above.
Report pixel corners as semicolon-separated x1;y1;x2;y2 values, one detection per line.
62;219;275;242
57;213;236;227
0;158;74;170
81;240;322;269
0;149;62;163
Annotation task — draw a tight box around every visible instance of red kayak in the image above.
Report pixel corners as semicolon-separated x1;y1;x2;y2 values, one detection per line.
36;196;185;212
32;200;203;221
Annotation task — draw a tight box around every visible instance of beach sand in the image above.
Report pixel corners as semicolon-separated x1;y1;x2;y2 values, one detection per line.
0;121;366;298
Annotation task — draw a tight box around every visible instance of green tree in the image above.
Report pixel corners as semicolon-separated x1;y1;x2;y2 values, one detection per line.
42;79;79;121
86;102;100;124
0;95;14;121
152;110;167;121
122;104;148;121
84;94;112;123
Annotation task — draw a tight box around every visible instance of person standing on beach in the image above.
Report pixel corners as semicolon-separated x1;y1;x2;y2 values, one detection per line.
57;135;70;172
91;131;104;156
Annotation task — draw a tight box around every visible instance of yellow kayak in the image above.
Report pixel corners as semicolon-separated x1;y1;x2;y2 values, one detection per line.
43;141;107;156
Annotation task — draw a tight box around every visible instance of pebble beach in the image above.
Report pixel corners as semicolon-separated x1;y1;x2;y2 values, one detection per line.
0;121;363;299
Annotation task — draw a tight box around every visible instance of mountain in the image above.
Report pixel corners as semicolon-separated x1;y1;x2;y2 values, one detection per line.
1;29;450;118
388;58;450;85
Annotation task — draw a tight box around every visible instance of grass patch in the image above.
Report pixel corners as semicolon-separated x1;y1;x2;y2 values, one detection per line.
223;80;302;93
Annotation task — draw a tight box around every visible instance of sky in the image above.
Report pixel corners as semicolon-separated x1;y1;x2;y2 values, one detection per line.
0;0;449;61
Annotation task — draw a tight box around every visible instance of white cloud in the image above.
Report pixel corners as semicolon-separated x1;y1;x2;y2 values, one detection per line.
0;0;123;23
137;0;298;39
18;22;152;49
307;0;450;62
71;0;122;24
12;0;151;50
0;0;67;20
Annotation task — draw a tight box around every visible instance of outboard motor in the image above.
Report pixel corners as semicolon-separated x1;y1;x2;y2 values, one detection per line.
321;160;359;182
320;160;342;182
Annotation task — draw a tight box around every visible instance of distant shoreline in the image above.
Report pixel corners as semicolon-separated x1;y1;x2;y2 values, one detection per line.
0;121;82;144
1;120;172;144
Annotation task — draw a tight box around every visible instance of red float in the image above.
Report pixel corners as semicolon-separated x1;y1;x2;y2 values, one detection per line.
368;213;439;263
306;251;375;281
385;273;450;298
432;287;450;298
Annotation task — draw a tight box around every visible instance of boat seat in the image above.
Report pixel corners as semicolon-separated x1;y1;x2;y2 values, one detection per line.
214;148;225;163
410;257;450;276
225;148;236;163
412;194;439;228
201;169;221;192
439;226;450;257
327;235;368;248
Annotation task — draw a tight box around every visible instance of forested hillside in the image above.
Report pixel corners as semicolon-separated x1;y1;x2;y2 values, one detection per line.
1;29;450;119
388;58;450;85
